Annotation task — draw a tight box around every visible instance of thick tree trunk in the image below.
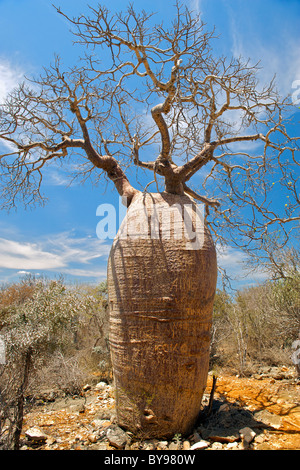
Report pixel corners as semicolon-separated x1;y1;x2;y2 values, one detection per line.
107;192;217;438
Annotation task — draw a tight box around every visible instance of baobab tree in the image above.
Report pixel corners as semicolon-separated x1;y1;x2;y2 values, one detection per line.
0;3;299;437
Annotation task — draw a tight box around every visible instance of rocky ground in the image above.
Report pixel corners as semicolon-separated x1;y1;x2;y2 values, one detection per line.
21;366;300;451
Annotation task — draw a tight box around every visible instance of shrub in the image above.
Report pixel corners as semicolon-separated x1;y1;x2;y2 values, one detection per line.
0;277;106;449
211;273;300;374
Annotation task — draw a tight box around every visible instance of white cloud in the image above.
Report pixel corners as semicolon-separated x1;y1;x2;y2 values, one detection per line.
45;231;111;266
0;59;24;102
0;232;111;279
233;39;299;99
189;0;202;17
0;238;64;270
61;267;107;278
0;59;25;154
217;245;244;277
46;169;71;187
226;3;300;98
217;244;268;285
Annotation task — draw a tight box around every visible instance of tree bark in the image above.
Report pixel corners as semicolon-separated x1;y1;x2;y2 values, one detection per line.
107;192;217;438
13;348;32;450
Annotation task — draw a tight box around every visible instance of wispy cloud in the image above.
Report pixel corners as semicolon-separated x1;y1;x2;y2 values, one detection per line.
0;59;24;102
0;231;111;281
45;231;111;266
189;0;202;17
0;59;25;155
225;1;300;97
0;237;64;270
217;244;268;287
190;0;300;99
45;169;71;187
60;267;108;279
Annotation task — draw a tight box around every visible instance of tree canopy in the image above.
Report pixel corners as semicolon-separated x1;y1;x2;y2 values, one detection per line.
0;2;299;252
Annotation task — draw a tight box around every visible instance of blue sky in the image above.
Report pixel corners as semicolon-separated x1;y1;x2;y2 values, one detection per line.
0;0;299;289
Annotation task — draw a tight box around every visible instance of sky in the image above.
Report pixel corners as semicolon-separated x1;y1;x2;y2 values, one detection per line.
0;0;299;290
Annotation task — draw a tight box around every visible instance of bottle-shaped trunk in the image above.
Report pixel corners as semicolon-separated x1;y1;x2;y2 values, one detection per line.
107;192;217;438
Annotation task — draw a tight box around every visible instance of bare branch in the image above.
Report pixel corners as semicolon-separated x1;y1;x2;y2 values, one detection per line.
183;182;220;208
0;1;298;252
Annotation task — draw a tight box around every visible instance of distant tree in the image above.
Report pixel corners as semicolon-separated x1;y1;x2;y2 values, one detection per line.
211;275;300;374
210;289;232;362
245;232;300;281
244;233;300;367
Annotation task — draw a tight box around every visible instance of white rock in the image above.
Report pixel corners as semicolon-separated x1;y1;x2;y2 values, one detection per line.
25;427;48;442
190;440;210;450
95;381;108;390
211;442;223;450
226;441;239;449
92;418;107;428
157;441;169;449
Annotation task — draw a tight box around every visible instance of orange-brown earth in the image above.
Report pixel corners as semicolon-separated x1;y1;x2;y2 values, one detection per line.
206;373;300;450
21;371;299;451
